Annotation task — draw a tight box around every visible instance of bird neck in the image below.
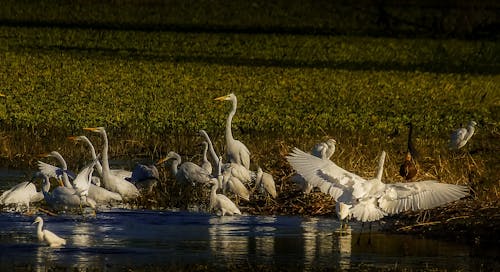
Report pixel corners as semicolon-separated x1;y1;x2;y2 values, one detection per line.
54;153;72;188
84;137;103;176
101;130;111;174
375;151;386;181
210;183;217;208
36;221;44;240
170;159;180;176
200;131;220;167
225;99;237;142
466;125;476;141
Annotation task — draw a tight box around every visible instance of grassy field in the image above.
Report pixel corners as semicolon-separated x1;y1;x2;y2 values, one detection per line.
0;1;498;224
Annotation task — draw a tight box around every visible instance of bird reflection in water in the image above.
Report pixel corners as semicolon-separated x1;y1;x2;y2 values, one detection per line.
208;216;249;263
254;216;276;261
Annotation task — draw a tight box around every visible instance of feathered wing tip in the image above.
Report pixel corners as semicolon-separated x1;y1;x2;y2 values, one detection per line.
378;180;470;214
37;161;76;180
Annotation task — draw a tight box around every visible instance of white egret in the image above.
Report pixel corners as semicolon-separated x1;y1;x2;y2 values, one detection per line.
156;151;211;186
72;160;97;208
0;177;44;212
287;148;469;223
32;216;66;247
255;167;277;199
449;120;477;150
209;177;241;216
83;127;139;200
214;93;251;169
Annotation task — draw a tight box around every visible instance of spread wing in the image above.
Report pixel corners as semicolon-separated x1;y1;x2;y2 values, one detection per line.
378;180;469;214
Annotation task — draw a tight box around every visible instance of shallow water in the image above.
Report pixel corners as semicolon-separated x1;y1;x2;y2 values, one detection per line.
0;209;498;271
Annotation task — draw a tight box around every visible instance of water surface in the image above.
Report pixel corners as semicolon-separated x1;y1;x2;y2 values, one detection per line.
0;209;498;271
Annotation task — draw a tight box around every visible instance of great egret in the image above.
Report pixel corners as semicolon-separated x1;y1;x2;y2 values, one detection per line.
32;216;66;247
255;167;277;199
0;177;44;212
449;120;477;150
83;127;139;200
156;151;211;186
399;123;418;181
214;93;251;169
209;177;241;216
287;148;469;223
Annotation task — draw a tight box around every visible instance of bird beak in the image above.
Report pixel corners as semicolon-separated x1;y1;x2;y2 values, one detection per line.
155;157;168;165
0;93;5;98
214;95;229;101
38;153;50;158
83;127;98;132
57;178;64;187
67;136;79;141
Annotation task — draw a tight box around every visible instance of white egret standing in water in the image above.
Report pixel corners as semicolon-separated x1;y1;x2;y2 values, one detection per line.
449;120;477;150
209;177;241;216
32;216;66;247
83;127;139;200
214;93;251;170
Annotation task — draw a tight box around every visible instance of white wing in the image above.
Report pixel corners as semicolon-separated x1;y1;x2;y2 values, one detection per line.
378;180;469;214
286;147;359;199
37;161;76;180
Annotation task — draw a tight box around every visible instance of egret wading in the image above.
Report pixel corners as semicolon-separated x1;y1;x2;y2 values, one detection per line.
32;216;66;247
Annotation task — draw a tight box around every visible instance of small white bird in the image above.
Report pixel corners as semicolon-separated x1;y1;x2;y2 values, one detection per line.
311;138;337;160
209;177;241;216
449;120;477;150
32;216;66;247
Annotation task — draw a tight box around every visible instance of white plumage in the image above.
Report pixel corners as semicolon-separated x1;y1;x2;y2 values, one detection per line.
449;120;477;150
33;216;66;247
209;176;241;216
287;148;469;223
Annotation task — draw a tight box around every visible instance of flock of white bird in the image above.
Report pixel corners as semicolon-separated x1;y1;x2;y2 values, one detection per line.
0;93;476;247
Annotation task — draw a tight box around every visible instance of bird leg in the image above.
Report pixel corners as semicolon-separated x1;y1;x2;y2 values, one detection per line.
356;222;364;245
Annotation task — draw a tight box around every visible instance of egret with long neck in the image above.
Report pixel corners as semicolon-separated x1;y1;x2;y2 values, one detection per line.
214;93;251;169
